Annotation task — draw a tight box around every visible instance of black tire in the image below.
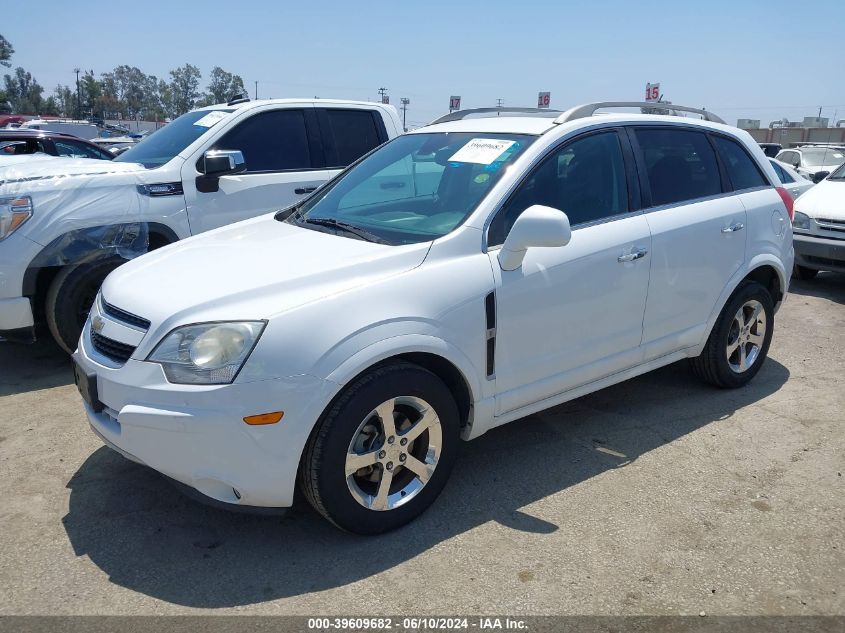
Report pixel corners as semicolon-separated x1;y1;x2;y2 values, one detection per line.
45;257;124;354
793;265;819;281
300;361;460;534
689;281;774;389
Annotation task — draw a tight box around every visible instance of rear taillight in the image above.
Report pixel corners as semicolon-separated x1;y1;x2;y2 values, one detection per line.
776;187;794;221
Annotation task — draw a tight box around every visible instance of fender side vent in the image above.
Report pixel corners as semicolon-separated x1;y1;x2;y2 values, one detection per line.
485;292;496;378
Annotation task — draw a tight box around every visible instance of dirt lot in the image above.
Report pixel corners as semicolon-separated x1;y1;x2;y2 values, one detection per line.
0;274;843;616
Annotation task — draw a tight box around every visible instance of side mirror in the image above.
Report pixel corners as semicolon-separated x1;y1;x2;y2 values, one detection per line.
498;205;572;271
812;171;830;184
196;150;246;193
203;149;246;176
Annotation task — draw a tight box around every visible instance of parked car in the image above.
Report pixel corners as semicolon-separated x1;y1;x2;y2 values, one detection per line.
775;145;845;183
0;129;115;160
759;143;782;158
790;161;845;279
0;98;402;351
72;102;794;534
769;158;813;200
15;119;102;140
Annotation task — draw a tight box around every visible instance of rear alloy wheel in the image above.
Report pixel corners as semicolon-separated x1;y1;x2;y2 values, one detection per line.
690;281;774;389
300;362;459;534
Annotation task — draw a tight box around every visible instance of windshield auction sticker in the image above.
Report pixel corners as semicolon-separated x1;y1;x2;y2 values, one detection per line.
449;138;516;164
193;111;230;128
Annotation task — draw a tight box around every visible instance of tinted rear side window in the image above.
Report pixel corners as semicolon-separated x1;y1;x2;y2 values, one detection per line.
636;128;721;206
770;160;793;183
213;109;311;172
321;109;384;167
712;136;768;190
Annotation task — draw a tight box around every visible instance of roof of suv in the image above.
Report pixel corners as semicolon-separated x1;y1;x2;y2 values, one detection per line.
414;112;735;136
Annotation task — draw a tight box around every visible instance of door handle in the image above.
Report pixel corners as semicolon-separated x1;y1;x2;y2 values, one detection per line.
295;186;318;195
721;222;744;233
618;248;648;263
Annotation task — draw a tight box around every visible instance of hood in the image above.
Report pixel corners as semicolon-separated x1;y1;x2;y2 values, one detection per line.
794;178;845;220
101;215;431;329
0;153;59;168
0;156;143;187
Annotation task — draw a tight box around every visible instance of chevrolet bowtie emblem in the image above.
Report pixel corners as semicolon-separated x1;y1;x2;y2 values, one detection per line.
92;315;105;334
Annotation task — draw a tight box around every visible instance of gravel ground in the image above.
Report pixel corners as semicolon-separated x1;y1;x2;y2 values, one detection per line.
0;274;843;616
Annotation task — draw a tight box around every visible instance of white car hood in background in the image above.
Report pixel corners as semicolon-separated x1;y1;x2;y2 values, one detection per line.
794;179;845;220
0;156;143;184
101;216;432;327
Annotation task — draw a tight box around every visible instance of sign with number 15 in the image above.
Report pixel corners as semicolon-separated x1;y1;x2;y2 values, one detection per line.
645;83;660;102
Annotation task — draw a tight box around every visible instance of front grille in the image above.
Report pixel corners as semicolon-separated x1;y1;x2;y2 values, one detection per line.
91;330;136;364
101;300;151;330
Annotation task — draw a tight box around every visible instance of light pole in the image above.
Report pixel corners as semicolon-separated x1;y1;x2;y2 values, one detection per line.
400;97;409;131
74;68;81;119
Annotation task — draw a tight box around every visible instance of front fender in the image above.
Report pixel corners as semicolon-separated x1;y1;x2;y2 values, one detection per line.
323;332;486;406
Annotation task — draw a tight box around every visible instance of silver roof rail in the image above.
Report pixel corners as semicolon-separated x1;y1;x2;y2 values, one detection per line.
430;107;562;125
554;102;726;125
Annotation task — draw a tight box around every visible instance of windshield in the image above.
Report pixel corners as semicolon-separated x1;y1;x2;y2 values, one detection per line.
801;148;845;167
286;132;535;244
115;109;233;168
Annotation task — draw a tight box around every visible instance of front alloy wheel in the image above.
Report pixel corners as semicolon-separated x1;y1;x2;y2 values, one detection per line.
346;396;442;511
300;362;460;534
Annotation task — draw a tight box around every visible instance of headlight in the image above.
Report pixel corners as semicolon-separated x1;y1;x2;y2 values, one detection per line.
792;211;812;231
0;195;33;241
147;321;265;384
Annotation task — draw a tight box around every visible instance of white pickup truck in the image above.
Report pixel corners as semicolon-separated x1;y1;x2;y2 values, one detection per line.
0;98;403;351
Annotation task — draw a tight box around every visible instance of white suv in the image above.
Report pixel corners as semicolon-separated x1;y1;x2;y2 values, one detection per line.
72;102;794;534
0;98;402;352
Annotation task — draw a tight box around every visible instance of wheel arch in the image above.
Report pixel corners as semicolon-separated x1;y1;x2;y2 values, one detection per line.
22;221;178;322
694;256;787;357
322;335;483;434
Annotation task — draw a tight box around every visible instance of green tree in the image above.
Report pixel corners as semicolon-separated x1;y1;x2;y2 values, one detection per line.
0;37;15;111
0;34;13;68
168;64;201;116
3;67;44;113
199;66;245;106
53;84;75;116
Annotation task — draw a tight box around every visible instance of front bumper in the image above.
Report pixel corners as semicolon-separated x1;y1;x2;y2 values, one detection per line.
793;233;845;273
73;322;337;509
0;233;40;335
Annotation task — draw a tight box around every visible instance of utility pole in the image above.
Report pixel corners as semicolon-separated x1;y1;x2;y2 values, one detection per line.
378;87;389;104
496;98;504;116
400;97;409;131
255;81;258;100
74;68;81;119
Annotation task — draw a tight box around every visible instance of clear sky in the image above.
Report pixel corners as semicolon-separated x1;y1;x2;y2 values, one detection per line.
3;0;844;127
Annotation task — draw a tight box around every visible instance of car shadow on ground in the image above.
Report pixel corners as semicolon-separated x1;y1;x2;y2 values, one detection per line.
0;330;71;396
62;358;789;608
788;271;845;305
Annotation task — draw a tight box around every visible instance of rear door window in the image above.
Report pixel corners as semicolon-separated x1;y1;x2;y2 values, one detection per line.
318;109;387;168
635;128;722;206
712;135;768;191
770;160;794;183
212;109;314;172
